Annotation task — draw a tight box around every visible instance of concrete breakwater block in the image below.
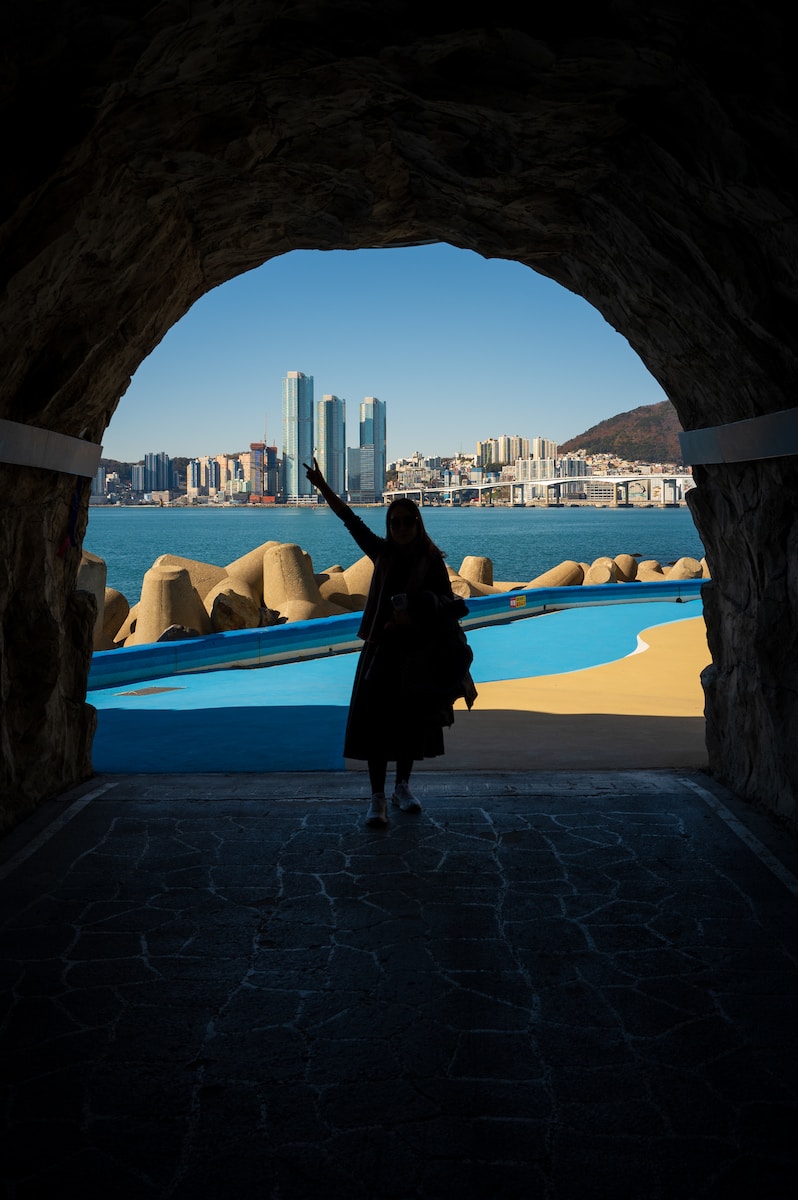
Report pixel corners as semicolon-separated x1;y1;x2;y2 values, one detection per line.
77;550;107;649
263;543;350;623
340;555;373;610
101;587;129;649
207;587;263;632
459;555;494;587
315;565;362;611
636;559;665;581
126;564;212;645
224;540;281;603
203;573;258;611
87;538;708;650
613;553;638;581
451;555;499;597
585;559;619;585
153;553;228;600
527;560;585;588
667;556;703;579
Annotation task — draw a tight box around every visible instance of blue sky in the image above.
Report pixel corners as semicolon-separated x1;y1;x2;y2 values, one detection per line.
104;243;667;464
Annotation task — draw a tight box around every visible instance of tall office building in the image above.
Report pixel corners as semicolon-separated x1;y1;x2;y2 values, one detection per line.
91;465;106;497
357;396;386;503
282;371;314;500
316;394;346;495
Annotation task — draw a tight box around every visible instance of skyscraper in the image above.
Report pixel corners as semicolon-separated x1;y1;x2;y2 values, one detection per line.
91;465;106;497
316;394;346;495
358;396;386;503
282;371;314;501
241;443;265;497
264;445;280;498
186;458;203;498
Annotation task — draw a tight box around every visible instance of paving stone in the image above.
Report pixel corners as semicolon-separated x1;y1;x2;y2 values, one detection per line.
1;769;798;1198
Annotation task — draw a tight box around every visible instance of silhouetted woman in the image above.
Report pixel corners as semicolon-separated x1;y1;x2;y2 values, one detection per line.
304;458;474;826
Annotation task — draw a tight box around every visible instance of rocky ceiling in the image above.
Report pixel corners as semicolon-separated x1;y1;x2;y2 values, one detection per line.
2;1;797;832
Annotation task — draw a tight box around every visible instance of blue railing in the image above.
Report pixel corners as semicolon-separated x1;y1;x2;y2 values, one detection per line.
87;578;706;691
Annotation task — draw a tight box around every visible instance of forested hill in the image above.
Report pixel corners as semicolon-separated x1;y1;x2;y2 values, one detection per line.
559;400;683;464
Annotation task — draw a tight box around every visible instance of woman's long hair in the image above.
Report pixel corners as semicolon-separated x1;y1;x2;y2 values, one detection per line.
385;497;445;558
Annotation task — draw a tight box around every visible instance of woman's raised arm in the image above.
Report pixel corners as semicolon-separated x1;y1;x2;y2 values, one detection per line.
304;457;349;519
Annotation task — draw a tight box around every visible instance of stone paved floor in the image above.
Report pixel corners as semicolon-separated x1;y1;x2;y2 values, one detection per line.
2;769;798;1199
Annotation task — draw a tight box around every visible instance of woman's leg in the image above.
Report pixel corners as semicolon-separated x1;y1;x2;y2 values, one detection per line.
366;758;389;827
395;757;413;787
392;758;421;813
368;759;387;795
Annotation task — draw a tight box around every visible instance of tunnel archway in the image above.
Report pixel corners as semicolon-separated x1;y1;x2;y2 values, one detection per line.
2;2;797;832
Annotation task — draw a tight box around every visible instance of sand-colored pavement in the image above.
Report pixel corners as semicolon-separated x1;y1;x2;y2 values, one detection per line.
439;615;710;771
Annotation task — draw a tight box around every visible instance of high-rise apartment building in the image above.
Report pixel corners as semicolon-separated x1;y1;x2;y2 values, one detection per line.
558;456;591;497
91;465;106;497
355;396;386;503
477;435;530;468
264;445;280;498
215;454;233;492
186;458;203;498
144;451;171;492
476;439;498;469
517;457;557;481
316;394;346;495
532;436;558;461
198;454;221;494
282;371;314;501
240;444;265;496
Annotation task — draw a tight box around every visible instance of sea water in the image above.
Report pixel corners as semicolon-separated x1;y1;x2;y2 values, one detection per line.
85;504;706;604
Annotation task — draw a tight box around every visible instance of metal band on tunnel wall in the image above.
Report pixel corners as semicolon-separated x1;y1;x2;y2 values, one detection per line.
679;407;798;465
0;418;103;478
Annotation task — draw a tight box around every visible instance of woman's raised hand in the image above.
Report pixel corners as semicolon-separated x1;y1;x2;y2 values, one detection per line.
304;457;324;489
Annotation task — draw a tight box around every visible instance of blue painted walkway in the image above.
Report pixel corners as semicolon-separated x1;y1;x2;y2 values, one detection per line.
89;599;702;773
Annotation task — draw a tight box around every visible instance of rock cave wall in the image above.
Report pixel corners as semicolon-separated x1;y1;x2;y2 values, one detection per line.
2;1;797;831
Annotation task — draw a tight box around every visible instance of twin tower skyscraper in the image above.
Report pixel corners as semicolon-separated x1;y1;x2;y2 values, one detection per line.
282;371;387;504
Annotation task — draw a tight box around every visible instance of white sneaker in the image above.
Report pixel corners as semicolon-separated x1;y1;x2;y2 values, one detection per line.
366;793;388;827
391;781;421;813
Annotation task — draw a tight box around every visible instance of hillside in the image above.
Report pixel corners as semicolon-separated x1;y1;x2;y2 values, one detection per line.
559;400;683;464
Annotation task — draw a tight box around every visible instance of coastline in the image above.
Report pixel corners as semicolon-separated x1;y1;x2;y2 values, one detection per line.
84;504;705;614
89;499;691;509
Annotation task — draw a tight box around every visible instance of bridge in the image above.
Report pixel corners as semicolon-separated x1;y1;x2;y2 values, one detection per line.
386;473;695;506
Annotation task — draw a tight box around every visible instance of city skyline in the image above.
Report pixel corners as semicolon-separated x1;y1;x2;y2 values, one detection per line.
103;244;668;463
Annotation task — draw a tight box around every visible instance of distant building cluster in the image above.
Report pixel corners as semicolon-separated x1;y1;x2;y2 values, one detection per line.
388;438;690;505
280;371;386;505
91;386;691;506
93;371;387;506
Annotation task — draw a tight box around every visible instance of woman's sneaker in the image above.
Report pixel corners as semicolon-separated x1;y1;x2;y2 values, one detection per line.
391;781;421;813
366;793;388;827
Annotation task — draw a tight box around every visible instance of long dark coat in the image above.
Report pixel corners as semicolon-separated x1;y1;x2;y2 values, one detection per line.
339;508;465;762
